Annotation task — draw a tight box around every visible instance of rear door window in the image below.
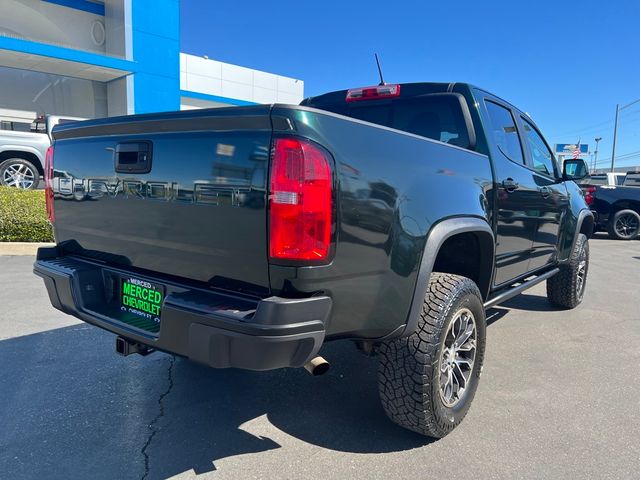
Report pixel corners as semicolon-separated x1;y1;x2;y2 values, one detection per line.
484;100;524;164
520;118;557;177
585;176;608;185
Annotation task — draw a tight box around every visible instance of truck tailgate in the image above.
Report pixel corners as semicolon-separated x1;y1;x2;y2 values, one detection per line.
50;106;273;295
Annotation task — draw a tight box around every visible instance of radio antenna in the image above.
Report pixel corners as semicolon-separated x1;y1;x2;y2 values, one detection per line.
375;53;386;86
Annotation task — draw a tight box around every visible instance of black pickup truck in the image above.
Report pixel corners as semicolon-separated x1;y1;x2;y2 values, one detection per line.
34;82;593;438
583;182;640;239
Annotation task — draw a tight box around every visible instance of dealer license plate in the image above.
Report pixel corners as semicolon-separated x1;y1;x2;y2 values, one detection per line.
119;276;164;333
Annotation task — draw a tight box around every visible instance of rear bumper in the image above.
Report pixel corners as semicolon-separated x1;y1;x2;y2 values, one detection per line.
33;247;331;371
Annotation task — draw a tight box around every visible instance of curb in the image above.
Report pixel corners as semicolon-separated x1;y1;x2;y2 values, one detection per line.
0;242;54;256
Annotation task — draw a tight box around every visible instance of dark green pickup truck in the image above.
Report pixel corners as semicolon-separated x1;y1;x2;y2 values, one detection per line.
34;82;593;437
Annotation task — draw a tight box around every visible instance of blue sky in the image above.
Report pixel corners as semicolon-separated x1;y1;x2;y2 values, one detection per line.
181;0;640;170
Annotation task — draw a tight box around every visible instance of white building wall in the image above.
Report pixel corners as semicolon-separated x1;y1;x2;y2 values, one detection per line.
0;0;107;54
103;0;127;58
180;53;304;108
107;77;128;116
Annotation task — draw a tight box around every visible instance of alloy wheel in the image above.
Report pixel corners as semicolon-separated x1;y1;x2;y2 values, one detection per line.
576;245;587;300
2;163;36;189
615;213;639;239
439;308;477;408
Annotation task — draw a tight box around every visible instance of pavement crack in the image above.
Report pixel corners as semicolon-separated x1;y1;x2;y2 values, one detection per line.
141;355;175;480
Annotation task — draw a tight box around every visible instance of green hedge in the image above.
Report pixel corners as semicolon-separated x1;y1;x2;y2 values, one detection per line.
0;187;54;242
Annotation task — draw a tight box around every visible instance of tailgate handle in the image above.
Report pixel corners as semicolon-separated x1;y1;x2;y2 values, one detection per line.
115;141;153;174
501;178;519;192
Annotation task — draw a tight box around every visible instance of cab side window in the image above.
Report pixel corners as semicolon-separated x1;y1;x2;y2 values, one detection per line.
484;100;524;164
521;118;557;177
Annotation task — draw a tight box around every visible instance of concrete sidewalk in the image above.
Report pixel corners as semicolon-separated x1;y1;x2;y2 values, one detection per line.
0;242;53;256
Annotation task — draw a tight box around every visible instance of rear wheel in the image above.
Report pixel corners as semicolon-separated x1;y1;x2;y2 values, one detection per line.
547;233;589;309
607;209;640;240
0;158;39;189
377;273;486;438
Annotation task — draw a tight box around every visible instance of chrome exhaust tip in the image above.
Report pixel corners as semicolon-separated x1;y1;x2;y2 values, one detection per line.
303;356;330;376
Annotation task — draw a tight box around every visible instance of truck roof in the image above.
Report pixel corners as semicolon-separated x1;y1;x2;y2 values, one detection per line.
302;82;530;121
302;82;456;105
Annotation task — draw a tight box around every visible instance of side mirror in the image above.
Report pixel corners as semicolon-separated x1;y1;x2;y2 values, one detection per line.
563;158;589;181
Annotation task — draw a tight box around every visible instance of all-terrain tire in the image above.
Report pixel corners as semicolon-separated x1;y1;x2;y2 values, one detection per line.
607;209;640;240
546;233;589;309
377;273;486;438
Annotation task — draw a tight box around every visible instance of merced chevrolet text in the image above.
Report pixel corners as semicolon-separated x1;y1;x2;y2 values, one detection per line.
34;82;594;437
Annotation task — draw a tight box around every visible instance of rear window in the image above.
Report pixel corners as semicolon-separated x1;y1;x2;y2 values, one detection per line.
312;95;471;149
585;175;608;185
0;120;31;132
624;174;640;186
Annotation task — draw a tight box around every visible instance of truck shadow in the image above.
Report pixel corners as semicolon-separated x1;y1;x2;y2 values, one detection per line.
485;292;560;327
499;293;559;312
0;325;430;479
151;343;433;476
1;290;558;478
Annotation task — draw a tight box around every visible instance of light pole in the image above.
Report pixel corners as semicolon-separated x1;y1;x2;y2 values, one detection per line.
594;137;602;172
611;105;619;172
611;98;640;172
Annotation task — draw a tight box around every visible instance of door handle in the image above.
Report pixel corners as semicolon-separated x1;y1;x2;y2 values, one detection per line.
501;178;519;192
538;186;551;198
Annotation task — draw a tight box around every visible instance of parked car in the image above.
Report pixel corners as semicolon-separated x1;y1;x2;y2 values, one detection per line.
584;184;640;239
34;82;593;438
0;115;83;189
581;172;626;187
622;171;640;187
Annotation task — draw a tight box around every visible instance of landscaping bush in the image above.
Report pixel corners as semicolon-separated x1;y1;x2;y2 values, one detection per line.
0;187;54;242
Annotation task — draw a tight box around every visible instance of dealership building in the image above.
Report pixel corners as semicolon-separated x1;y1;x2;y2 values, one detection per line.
0;0;304;126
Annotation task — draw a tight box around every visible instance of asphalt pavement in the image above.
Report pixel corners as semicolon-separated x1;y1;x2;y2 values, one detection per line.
0;235;638;480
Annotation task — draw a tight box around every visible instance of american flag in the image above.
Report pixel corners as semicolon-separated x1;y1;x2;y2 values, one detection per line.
572;138;581;159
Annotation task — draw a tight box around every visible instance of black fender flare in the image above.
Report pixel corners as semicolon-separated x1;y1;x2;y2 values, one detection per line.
564;209;594;263
398;217;495;338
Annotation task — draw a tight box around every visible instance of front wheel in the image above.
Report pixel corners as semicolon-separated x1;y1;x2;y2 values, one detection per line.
546;233;589;309
377;273;486;438
607;209;640;240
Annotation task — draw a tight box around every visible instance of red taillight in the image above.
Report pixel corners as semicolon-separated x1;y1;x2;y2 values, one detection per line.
584;186;596;206
346;84;401;102
269;137;333;262
44;145;55;223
